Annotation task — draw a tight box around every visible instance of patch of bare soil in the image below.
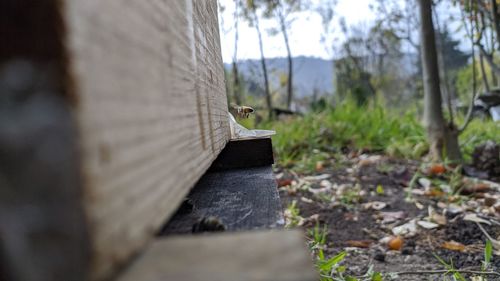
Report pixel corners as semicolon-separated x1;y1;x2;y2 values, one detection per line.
276;152;500;280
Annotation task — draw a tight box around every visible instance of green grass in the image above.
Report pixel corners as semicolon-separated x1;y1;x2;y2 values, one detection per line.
252;100;499;167
460;118;500;161
261;99;425;166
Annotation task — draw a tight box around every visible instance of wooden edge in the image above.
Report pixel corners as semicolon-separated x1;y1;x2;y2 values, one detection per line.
208;137;274;172
117;230;317;281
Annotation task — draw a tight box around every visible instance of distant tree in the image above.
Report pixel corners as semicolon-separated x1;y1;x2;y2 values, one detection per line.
262;0;308;110
316;0;338;57
232;0;243;105
433;11;470;116
242;0;273;118
338;22;377;100
456;0;500;86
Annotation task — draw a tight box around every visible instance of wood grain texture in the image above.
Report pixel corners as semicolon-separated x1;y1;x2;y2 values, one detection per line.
64;0;229;279
159;165;284;235
118;230;317;281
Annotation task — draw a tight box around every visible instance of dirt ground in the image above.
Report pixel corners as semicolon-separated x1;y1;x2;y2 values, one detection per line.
276;153;500;280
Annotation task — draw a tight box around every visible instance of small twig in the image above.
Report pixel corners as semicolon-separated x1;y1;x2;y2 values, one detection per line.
476;213;500;226
393;269;500;277
475;222;500;245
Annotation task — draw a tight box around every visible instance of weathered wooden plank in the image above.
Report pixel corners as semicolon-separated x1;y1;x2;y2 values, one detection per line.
159;165;284;235
65;0;229;279
209;138;274;172
118;230;318;281
1;1;229;280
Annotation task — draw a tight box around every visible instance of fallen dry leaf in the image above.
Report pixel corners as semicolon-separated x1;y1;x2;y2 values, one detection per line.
346;240;372;248
425;188;445;197
388;236;404;250
357;155;382;168
315;161;324;172
319;179;332;188
303;174;330;181
414;201;424;209
301;197;314;204
376;211;406;223
418;178;432;189
379;211;406;224
442;241;465;252
277;178;293;187
429;164;446;175
417;220;439;229
461;183;491;195
363;201;387;210
392;219;418;236
463;213;491;225
428;206;447;225
344;212;359;222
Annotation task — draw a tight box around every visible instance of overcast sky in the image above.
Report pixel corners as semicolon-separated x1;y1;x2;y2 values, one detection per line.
218;0;465;63
219;0;377;62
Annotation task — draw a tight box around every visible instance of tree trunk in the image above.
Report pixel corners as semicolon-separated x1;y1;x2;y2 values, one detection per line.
433;8;454;122
232;0;242;105
254;13;273;118
479;53;490;92
232;62;241;105
418;0;462;162
279;12;293;110
491;0;500;50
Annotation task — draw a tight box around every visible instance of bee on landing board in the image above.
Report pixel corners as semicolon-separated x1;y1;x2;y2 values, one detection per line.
192;216;226;233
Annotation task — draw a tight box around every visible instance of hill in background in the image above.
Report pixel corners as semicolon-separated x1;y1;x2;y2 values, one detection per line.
225;56;334;100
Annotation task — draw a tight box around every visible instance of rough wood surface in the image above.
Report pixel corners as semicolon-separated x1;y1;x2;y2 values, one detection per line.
208;138;274;172
1;1;229;280
118;230;317;281
65;0;229;279
159;165;284;235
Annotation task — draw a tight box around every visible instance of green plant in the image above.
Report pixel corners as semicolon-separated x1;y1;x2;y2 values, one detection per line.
284;200;302;228
433;253;467;281
308;223;328;249
317;250;348;281
376;184;385;195
482;240;493;271
339;184;363;208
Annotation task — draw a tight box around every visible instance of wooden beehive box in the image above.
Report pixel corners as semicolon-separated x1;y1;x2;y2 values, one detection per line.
0;1;229;280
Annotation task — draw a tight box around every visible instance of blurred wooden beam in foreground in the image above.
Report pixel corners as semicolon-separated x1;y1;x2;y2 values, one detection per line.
118;230;317;281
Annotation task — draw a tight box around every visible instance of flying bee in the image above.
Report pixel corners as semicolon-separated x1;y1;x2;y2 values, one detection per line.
235;105;255;118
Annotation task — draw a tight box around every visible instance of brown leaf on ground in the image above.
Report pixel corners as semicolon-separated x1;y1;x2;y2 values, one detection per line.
425;188;445;197
315;161;324;172
429;164;446;175
277;178;293;187
346;240;372;248
377;211;406;224
363;201;387;210
388;236;404;250
442;241;466;252
461;183;491;195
